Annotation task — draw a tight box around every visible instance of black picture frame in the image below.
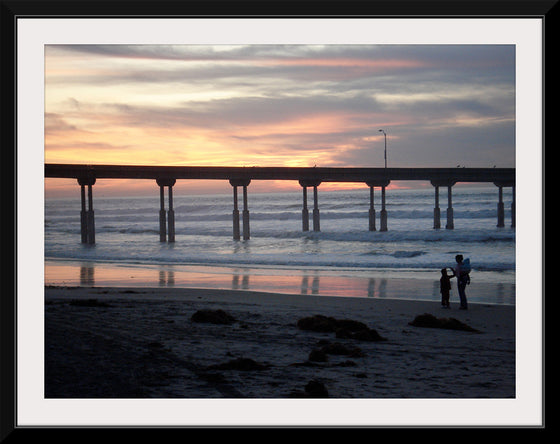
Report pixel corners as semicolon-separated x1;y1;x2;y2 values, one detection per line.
1;0;554;436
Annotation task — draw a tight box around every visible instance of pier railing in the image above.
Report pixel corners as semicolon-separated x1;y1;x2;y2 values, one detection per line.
45;164;515;243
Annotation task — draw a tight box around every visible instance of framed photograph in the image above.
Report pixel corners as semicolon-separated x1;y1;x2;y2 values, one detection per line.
2;0;551;433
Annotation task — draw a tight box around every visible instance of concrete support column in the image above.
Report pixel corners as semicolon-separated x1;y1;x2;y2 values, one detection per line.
77;177;96;244
433;185;441;229
366;180;389;232
156;178;176;242
368;185;376;231
87;183;95;244
230;179;251;240
494;181;515;229
380;186;388;232
242;184;250;240
497;186;505;228
312;185;320;232
446;185;454;229
232;185;241;240
167;184;175;242
80;184;88;243
301;186;309;231
511;186;516;228
159;184;166;242
299;180;321;232
431;180;455;229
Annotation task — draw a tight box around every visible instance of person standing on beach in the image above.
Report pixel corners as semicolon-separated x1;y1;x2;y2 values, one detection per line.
439;268;452;308
454;255;470;310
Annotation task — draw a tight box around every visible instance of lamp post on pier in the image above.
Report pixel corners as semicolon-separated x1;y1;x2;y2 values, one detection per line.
378;129;387;168
378;129;388;231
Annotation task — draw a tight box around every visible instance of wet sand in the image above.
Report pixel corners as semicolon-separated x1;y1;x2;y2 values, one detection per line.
44;259;516;305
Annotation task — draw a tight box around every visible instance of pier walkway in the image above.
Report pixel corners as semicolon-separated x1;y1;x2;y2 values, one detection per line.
45;164;515;243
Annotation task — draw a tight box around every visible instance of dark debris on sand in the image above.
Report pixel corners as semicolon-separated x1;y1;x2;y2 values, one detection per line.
409;313;481;333
191;309;236;325
297;314;387;341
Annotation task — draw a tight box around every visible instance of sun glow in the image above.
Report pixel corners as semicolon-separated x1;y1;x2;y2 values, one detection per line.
44;44;515;196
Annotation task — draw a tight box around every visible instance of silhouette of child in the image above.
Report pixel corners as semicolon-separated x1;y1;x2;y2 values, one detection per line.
440;268;453;308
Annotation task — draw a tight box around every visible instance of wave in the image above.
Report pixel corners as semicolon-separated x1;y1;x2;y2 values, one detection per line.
45;211;510;232
44;186;515;277
44;248;515;273
390;250;427;258
46;205;509;225
47;222;515;244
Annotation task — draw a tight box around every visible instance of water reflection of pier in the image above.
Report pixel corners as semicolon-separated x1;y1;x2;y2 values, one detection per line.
367;278;388;298
301;274;320;295
231;272;250;291
228;271;390;298
159;270;175;287
69;263;513;305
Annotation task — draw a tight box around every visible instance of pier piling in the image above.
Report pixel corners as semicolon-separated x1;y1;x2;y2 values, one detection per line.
366;180;390;232
232;185;241;240
301;186;309;231
230;179;251;240
433;185;441;229
156;178;176;242
80;183;87;243
511;186;516;228
380;186;388;232
243;184;250;240
312;185;320;232
77;177;96;244
158;183;166;242
497;186;505;227
446;185;454;229
168;184;175;242
368;185;376;231
494;182;516;228
300;180;321;232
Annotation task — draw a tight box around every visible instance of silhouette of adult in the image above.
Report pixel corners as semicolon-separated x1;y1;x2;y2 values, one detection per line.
453;254;470;309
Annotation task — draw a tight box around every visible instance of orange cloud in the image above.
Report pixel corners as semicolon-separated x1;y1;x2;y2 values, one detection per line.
45;103;390;169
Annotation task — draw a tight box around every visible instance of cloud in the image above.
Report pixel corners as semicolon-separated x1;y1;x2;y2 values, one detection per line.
45;44;515;171
44;113;78;134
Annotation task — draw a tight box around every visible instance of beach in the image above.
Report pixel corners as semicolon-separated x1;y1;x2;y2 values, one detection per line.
45;285;515;401
43;185;518;405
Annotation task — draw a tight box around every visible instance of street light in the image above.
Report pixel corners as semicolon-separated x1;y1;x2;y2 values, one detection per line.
378;129;387;168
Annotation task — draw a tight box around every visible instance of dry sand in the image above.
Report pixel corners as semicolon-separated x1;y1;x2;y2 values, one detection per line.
45;285;515;401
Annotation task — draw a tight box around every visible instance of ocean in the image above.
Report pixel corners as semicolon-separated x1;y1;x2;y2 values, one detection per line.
44;184;516;305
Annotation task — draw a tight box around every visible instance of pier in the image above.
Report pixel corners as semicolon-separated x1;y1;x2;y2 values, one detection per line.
45;164;515;244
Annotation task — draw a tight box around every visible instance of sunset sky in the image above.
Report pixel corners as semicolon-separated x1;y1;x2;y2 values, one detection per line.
44;44;515;196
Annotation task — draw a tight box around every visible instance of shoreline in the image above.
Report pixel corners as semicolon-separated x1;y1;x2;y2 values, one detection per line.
44;259;516;306
44;283;512;308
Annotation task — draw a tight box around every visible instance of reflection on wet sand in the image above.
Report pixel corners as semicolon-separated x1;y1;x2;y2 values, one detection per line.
159;270;175;287
79;265;94;286
300;275;320;295
50;261;513;304
232;272;250;290
367;278;388;298
75;263;389;299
